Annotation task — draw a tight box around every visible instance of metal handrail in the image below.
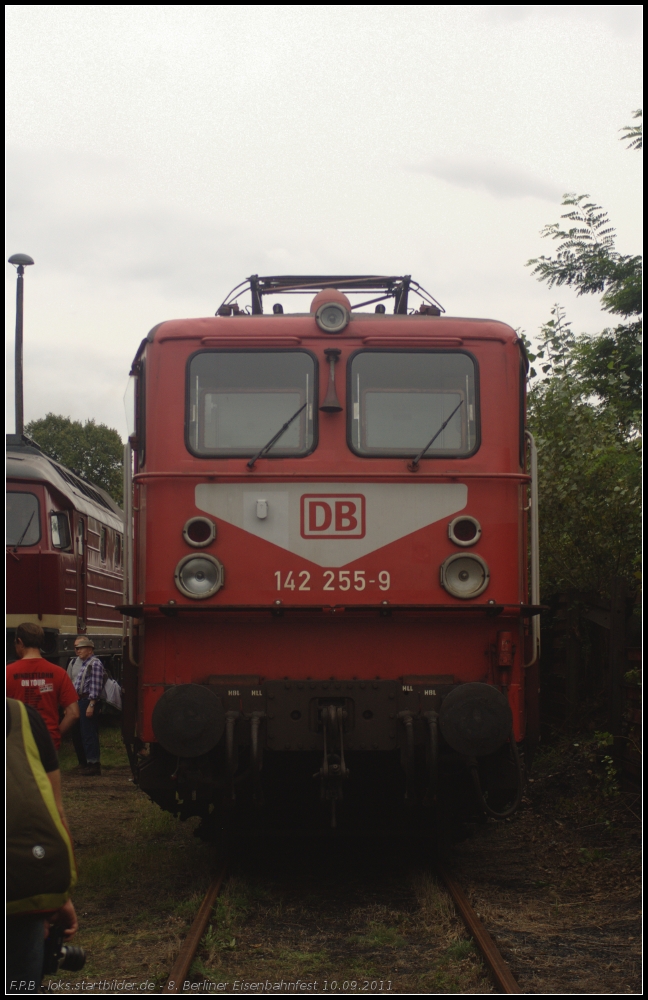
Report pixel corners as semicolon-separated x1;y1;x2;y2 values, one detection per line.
123;442;132;606
123;441;139;666
524;430;540;667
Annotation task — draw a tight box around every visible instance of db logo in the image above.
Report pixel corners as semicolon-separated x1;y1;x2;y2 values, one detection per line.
300;494;366;539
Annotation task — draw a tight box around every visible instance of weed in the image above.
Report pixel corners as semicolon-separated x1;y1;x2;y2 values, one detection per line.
347;922;406;949
445;940;475;960
194;964;229;983
599;754;620;796
173;893;206;919
413;873;465;942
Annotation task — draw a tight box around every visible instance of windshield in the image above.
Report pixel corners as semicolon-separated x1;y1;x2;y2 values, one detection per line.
187;351;316;457
349;351;478;457
6;492;41;546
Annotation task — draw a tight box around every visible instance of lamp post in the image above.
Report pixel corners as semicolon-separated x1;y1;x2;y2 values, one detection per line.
8;253;35;437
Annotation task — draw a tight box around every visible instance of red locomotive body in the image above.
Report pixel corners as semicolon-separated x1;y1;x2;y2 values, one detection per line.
122;277;540;832
6;435;124;673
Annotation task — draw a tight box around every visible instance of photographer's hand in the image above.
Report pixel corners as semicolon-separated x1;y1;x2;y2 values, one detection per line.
57;899;79;940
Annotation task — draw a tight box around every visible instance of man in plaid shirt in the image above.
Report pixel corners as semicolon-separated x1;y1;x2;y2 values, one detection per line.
70;637;104;776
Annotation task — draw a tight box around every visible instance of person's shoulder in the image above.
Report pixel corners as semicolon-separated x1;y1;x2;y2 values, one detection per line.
46;661;71;681
46;660;67;677
43;659;73;677
58;666;78;687
53;663;78;694
19;656;56;672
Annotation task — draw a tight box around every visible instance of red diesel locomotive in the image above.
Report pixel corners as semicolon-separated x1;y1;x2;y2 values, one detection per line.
6;434;125;674
120;275;540;834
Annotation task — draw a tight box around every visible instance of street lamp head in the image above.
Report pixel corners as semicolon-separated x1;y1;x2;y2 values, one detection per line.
8;254;35;266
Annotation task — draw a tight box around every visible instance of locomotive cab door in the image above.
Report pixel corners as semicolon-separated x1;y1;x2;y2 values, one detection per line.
75;516;87;631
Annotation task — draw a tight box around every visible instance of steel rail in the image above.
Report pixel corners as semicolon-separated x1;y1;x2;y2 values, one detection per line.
162;863;228;994
437;865;521;994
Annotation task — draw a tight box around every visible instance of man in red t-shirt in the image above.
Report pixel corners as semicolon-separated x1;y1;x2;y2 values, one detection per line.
6;622;79;751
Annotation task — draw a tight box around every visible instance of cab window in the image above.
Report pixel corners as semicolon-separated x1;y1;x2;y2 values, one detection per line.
76;518;85;556
187;351;317;457
349;351;479;457
6;492;41;547
50;511;71;549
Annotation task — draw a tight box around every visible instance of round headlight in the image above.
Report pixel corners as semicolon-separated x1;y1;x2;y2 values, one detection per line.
448;516;482;547
440;553;489;599
315;301;349;334
182;516;216;548
175;554;224;599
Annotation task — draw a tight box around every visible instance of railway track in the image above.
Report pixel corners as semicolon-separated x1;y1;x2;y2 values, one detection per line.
162;862;228;995
162;858;520;995
437;864;520;994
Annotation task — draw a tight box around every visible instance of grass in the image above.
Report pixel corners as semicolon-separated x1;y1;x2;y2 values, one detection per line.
445;940;475;960
347;923;406;949
58;713;130;771
51;725;217;990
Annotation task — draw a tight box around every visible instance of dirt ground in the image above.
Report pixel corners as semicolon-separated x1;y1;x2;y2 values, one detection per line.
49;720;641;995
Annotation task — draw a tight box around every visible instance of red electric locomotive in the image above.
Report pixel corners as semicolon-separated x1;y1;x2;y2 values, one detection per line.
6;434;125;675
120;276;540;835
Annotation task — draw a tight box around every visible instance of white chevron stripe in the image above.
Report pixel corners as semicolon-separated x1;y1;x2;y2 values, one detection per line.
195;482;467;568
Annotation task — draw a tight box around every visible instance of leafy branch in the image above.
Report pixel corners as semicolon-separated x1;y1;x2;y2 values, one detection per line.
619;108;642;151
526;194;641;316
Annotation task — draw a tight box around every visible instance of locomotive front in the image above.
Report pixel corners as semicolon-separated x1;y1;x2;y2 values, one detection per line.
6;435;125;672
121;276;540;833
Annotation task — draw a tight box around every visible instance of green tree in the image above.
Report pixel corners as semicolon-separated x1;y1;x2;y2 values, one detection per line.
526;110;642;434
523;112;641;600
26;414;124;507
522;311;641;598
572;321;641;430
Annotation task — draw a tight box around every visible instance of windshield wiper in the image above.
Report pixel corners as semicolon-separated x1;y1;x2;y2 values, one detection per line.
13;511;35;552
408;398;464;471
247;401;307;469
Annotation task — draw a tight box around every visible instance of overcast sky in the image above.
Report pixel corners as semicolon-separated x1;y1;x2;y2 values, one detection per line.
6;5;642;440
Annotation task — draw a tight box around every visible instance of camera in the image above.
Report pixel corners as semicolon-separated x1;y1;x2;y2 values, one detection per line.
42;923;86;975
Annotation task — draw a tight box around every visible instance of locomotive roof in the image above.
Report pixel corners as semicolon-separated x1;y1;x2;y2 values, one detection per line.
6;434;123;530
131;275;521;370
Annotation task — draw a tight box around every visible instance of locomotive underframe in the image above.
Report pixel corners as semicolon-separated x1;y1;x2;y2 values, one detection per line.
135;673;522;831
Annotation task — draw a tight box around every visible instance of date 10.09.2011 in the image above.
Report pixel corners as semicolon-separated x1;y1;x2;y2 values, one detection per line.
275;570;391;592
